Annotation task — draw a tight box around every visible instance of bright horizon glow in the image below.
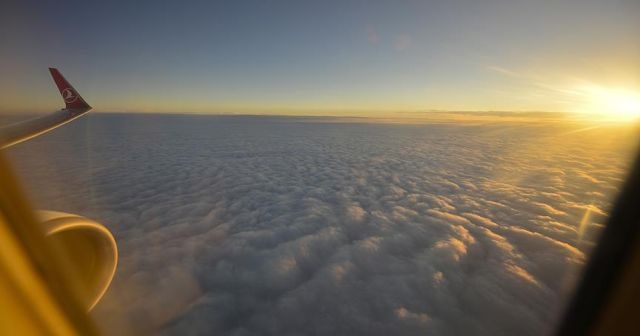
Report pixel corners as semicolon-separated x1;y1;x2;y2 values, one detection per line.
580;86;640;121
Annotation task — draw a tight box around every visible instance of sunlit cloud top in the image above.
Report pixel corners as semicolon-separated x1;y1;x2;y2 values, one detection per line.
1;0;639;117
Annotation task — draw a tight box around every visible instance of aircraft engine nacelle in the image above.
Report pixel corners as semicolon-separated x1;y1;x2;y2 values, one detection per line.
37;211;118;311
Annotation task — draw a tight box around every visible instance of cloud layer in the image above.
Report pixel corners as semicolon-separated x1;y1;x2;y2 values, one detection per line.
8;114;639;335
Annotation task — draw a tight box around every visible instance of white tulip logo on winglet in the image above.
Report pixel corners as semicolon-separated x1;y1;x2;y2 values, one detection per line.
62;88;78;104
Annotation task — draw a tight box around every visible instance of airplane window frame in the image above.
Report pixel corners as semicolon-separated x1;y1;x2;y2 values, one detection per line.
556;141;640;335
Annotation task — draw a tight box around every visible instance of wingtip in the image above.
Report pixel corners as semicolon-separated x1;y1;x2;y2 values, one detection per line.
49;68;91;110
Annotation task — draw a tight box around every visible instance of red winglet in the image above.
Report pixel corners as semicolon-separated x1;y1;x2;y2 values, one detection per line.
49;68;91;109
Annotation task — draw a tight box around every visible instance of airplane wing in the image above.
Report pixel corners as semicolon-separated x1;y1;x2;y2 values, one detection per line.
0;67;112;334
0;68;92;149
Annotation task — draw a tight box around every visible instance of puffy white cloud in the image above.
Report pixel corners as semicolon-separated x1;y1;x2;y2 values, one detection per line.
7;114;638;335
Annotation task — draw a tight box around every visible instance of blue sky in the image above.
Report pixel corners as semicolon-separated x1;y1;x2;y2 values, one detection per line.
1;0;639;115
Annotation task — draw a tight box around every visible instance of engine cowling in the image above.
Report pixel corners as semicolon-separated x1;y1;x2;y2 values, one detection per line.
38;211;117;311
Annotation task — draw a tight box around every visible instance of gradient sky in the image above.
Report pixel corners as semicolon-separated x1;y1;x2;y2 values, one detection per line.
1;0;639;116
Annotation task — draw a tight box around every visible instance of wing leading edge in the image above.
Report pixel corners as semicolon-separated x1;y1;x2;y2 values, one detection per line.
0;68;92;149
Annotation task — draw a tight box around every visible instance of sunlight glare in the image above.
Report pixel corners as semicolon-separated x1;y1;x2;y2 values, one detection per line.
581;86;640;121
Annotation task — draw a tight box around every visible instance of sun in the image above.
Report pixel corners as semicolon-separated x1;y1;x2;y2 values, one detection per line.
600;90;640;120
581;86;640;121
